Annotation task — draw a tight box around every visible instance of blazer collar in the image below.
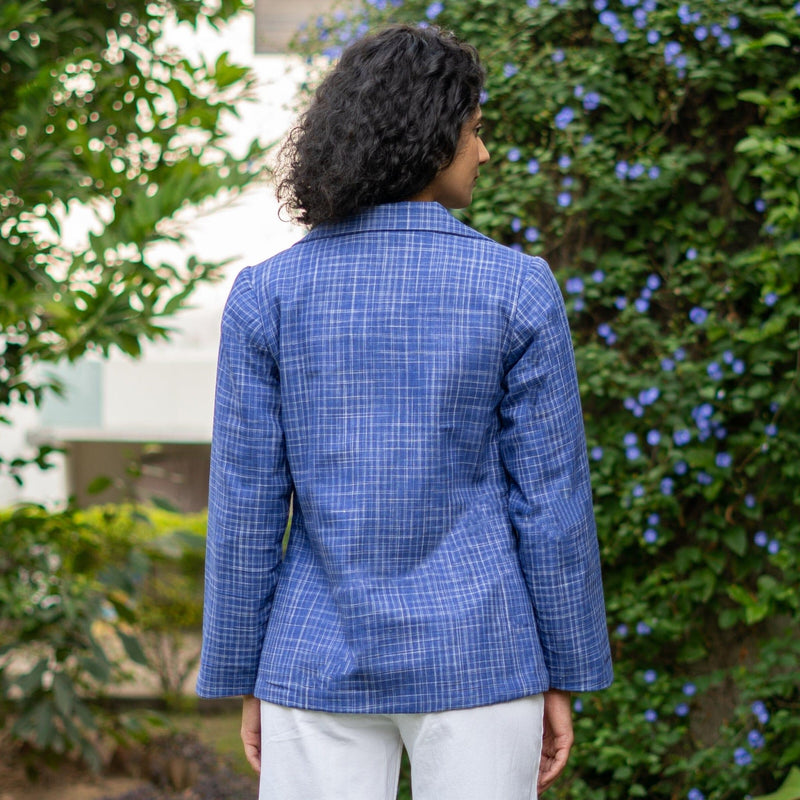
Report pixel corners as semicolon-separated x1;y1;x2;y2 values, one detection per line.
303;202;485;242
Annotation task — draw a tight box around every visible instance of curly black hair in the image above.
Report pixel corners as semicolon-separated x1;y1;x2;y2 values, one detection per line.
276;25;485;227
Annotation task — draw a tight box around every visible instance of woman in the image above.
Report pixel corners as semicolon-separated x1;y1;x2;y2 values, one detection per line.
197;24;612;800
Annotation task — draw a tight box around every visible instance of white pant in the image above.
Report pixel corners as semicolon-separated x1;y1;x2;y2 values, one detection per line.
259;694;544;800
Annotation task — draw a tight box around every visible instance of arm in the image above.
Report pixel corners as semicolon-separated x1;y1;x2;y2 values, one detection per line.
196;268;292;699
241;694;262;774
538;689;574;793
500;258;613;691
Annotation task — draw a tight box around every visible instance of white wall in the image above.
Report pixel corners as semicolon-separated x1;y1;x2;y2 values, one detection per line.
0;12;308;507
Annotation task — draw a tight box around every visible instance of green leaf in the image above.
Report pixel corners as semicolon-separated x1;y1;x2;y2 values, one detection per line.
117;629;149;666
752;766;800;800
52;671;75;717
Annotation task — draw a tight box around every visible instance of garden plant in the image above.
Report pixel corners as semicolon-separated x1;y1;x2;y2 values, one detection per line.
1;0;265;772
290;1;800;798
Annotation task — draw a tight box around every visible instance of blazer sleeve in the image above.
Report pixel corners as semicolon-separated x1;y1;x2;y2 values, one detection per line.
499;256;613;692
196;267;292;698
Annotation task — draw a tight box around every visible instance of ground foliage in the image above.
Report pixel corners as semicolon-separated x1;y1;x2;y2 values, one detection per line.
0;0;268;480
292;1;800;797
0;504;206;769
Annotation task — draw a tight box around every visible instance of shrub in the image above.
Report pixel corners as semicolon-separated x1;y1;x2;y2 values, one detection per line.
0;504;207;768
292;2;800;797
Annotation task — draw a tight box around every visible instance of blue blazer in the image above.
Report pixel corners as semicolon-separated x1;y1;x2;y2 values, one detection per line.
197;201;613;711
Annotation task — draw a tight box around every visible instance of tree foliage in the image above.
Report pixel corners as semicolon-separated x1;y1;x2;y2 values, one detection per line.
0;0;268;480
294;1;800;797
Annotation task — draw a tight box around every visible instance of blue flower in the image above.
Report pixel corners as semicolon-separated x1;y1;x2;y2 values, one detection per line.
599;10;620;28
744;494;756;508
503;62;519;78
591;446;604;461
734;747;752;766
524;226;540;242
644;709;658;722
598;322;613;338
686;246;698;260
683;682;697;696
768;539;780;554
511;217;522;233
646;274;661;291
754;531;768;548
615;160;629;179
616;623;629;636
647;29;661;44
558;154;572;169
707;362;723;380
633;483;645;498
718;32;732;48
566;277;584;294
661;357;675;372
629;163;645;179
573;298;585;312
552;49;566;63
728;15;740;29
644;669;658;683
644;528;658;543
527;158;540;175
696;471;713;486
425;1;444;19
664;41;682;64
674;429;692;446
627;447;641;460
557;191;572;207
764;292;778;306
694;26;708;41
637;621;652;635
527;0;540;7
647;430;661;446
639;387;660;405
592;270;605;283
674;460;688;475
747;730;765;749
765;423;777;437
715;452;732;468
594;0;607;9
615;296;628;310
689;306;708;324
573;698;583;712
634;8;648;27
614;28;629;43
508;147;521;162
583;91;601;111
554;106;575;129
732;359;745;375
688;790;705;800
674;347;687;361
648;165;661;178
648;513;660;525
754;198;767;213
635;298;650;313
624;432;638;447
660;477;674;495
675;702;690;717
751;701;769;724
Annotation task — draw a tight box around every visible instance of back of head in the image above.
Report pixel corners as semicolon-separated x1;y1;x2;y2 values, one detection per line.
277;25;485;227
